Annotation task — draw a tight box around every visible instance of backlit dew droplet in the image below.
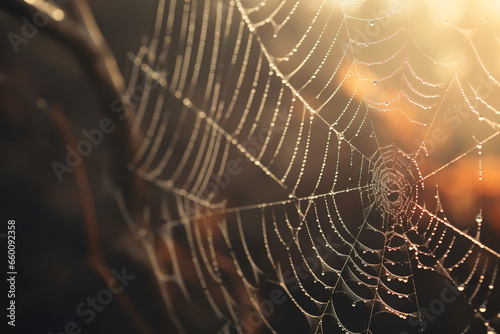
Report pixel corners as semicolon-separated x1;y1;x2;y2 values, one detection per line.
489;285;494;290
52;9;65;21
477;143;482;149
36;98;47;109
369;21;374;26
476;214;483;223
373;81;377;85
479;115;485;121
479;304;487;313
457;284;465;292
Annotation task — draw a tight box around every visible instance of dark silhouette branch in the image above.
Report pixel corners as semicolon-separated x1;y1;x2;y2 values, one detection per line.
1;1;151;332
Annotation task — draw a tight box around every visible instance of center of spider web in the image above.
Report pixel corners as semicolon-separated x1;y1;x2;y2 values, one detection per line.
386;182;400;202
369;146;422;229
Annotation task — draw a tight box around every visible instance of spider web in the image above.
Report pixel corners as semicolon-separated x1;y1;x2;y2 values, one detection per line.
116;0;500;332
